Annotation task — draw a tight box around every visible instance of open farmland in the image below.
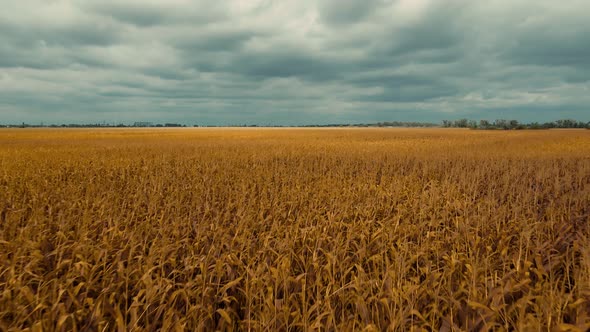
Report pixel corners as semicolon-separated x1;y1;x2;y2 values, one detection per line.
0;128;589;331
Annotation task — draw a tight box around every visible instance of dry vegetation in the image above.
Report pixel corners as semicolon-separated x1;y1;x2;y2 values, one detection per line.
0;128;589;331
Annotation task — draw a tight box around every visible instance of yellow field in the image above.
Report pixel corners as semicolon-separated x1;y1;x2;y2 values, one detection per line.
1;128;589;331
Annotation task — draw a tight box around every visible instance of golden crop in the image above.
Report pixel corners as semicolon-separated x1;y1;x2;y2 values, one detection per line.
0;128;589;331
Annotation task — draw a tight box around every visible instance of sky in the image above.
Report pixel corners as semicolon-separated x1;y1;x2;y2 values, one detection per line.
1;0;589;126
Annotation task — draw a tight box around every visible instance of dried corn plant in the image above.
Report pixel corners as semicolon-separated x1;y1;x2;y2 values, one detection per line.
0;128;589;331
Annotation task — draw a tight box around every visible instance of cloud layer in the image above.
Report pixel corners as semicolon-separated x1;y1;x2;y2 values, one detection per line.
1;0;589;125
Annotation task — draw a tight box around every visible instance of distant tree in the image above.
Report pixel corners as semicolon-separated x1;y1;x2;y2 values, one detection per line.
529;122;542;129
509;120;519;129
479;120;491;129
494;119;509;130
454;118;469;128
555;119;578;128
468;120;478;129
442;120;452;128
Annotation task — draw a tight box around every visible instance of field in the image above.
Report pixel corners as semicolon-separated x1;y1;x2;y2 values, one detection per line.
0;128;589;331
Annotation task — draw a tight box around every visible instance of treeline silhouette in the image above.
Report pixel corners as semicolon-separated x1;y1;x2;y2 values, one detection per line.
442;119;590;129
1;119;588;129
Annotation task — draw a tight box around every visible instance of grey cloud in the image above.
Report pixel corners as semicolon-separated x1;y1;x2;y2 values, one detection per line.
1;0;589;125
0;20;121;48
0;17;122;69
359;84;459;103
141;67;195;81
318;0;388;25
349;73;437;88
230;52;343;80
83;2;228;27
173;28;257;54
503;29;590;67
0;43;70;70
91;3;173;27
347;73;458;103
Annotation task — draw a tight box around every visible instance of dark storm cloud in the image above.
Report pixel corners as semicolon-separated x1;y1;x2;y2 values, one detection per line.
1;0;589;125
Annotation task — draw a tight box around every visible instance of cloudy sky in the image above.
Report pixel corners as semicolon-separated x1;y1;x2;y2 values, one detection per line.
1;0;589;125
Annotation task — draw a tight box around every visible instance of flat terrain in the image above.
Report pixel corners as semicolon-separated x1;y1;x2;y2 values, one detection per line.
1;128;589;331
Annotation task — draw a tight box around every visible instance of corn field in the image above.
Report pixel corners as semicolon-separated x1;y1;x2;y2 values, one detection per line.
0;128;589;331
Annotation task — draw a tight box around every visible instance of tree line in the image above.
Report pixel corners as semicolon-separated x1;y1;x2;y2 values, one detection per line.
2;119;589;129
442;119;590;130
